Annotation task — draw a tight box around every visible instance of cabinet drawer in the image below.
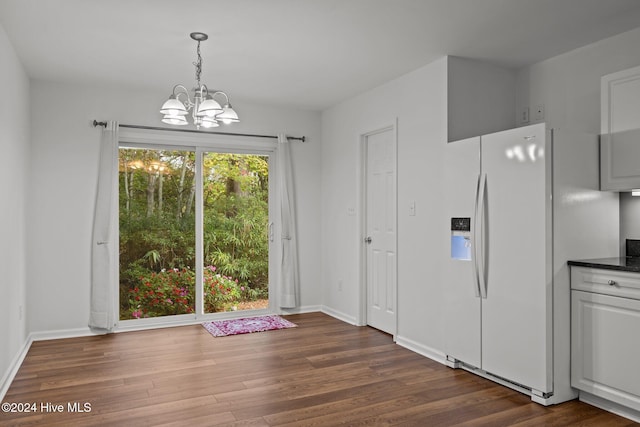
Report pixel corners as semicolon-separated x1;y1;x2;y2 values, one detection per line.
571;267;640;300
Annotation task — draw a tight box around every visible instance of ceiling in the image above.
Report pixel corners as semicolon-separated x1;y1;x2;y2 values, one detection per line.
2;0;640;111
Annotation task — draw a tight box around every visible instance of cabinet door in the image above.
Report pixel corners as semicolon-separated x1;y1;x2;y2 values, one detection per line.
601;65;640;191
572;290;640;411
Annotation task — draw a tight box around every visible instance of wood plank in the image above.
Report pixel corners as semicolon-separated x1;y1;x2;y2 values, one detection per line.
1;312;636;426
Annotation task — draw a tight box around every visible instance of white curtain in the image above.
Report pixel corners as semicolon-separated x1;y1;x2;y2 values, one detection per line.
89;121;118;331
278;134;299;308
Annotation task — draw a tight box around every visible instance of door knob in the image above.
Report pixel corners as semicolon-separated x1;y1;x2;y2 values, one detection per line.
364;236;372;244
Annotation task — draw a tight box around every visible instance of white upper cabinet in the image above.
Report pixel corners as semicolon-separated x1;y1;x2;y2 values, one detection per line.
601;65;640;191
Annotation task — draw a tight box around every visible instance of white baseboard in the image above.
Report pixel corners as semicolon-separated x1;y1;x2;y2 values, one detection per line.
29;327;97;342
0;336;32;402
280;305;323;315
395;335;447;365
579;391;640;423
320;306;357;325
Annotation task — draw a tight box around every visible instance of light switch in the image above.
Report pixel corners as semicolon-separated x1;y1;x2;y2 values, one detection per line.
409;201;416;216
520;107;529;124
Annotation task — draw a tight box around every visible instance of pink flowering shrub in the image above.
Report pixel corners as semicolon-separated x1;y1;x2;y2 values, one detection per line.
127;266;243;319
203;265;242;313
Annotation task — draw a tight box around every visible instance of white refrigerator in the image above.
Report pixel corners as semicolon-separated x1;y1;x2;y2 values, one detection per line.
443;123;618;405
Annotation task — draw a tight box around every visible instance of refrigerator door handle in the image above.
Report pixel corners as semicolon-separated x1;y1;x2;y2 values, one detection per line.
476;173;488;299
471;174;481;298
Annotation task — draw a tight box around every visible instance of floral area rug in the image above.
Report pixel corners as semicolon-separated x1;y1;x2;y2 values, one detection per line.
202;315;297;337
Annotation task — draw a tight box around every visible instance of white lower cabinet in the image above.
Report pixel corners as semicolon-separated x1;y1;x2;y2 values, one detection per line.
571;268;640;412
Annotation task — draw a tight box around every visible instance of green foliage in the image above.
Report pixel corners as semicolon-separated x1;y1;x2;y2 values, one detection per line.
202;152;269;289
118;148;270;319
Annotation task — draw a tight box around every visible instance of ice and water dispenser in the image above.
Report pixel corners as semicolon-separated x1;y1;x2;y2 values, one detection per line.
450;217;471;261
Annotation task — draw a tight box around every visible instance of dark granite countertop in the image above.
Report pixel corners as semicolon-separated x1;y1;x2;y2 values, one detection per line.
568;257;640;273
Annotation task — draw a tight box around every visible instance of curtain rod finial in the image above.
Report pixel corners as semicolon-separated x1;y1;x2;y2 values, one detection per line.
93;120;107;128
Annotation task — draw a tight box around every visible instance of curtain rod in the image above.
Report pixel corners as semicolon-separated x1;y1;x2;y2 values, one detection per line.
92;120;306;142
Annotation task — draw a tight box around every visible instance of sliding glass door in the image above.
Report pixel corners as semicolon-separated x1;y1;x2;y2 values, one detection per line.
118;143;271;322
202;152;270;314
118;148;197;320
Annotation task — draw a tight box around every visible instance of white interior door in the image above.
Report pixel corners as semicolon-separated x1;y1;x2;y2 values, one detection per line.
365;127;397;335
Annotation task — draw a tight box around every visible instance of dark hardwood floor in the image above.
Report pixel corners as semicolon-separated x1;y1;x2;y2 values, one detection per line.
1;312;636;426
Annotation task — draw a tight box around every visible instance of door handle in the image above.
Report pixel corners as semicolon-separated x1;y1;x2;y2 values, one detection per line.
471;174;481;297
364;236;372;244
476;173;488;299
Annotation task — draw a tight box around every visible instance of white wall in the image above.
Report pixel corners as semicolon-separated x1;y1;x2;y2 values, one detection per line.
516;27;640;134
27;80;322;333
321;58;448;353
0;23;29;390
448;56;516;142
621;192;640;249
516;26;640;254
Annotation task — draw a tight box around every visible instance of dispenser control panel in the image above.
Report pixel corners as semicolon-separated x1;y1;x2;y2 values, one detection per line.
450;217;471;261
451;217;471;232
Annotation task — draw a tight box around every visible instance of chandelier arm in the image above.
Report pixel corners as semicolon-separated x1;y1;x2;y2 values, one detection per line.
172;84;190;96
211;90;230;105
172;85;193;109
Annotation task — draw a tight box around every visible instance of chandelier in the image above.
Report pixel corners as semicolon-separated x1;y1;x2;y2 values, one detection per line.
160;32;239;129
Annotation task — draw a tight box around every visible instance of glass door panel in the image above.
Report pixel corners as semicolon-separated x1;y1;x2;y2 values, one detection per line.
119;148;196;320
202;152;270;313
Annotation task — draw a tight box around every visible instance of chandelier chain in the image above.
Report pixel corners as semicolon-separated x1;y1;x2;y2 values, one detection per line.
193;41;202;87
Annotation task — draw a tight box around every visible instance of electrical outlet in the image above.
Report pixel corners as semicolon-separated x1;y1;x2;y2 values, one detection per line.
534;104;545;121
520;107;530;124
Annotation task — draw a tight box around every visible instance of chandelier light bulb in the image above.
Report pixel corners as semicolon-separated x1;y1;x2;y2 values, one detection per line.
160;95;188;116
201;117;220;128
217;103;240;125
197;95;223;117
162;114;188;126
